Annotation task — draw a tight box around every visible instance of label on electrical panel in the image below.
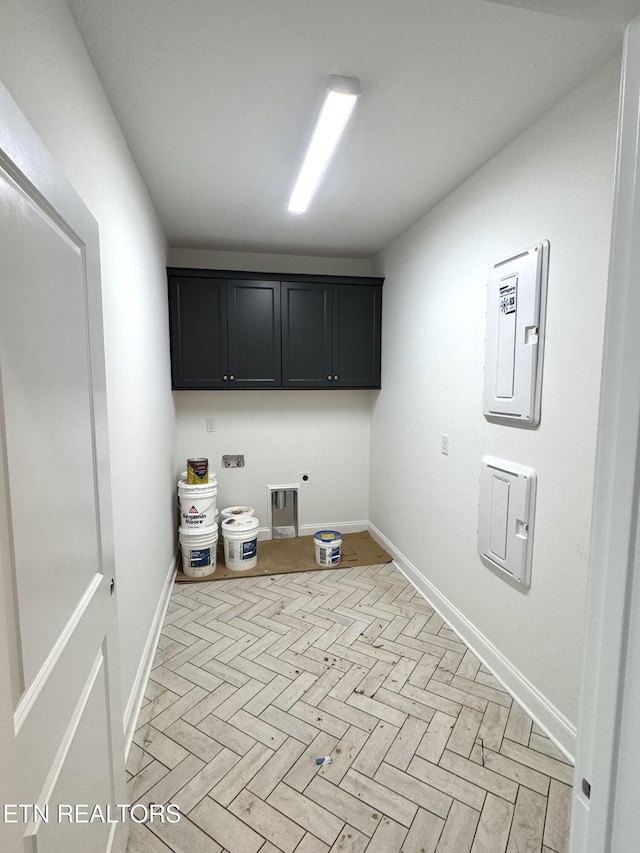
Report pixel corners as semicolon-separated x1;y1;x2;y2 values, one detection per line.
499;281;517;315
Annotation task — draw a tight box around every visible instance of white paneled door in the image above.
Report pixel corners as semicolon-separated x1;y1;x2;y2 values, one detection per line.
0;84;126;852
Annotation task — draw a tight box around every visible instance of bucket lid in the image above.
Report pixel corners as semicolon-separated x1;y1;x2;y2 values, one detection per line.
181;471;217;480
178;476;218;489
221;515;260;532
178;525;219;537
314;530;342;543
221;506;254;517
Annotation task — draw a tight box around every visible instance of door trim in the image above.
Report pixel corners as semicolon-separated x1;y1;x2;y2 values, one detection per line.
571;14;640;851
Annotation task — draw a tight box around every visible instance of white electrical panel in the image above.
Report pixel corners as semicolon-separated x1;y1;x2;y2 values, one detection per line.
483;241;549;427
478;456;536;588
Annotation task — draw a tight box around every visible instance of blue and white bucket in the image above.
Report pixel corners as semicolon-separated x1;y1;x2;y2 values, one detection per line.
221;515;260;571
179;525;218;577
314;530;343;566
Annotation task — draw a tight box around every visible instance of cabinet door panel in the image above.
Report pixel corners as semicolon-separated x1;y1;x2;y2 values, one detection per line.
228;280;281;388
332;284;382;388
169;276;228;388
282;282;332;388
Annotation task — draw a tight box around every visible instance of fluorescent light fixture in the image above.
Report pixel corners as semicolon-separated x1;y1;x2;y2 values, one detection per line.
288;76;360;214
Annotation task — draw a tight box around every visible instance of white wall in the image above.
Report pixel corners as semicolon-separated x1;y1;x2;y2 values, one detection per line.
171;249;376;534
168;247;374;277
176;391;373;532
0;0;176;732
370;57;619;745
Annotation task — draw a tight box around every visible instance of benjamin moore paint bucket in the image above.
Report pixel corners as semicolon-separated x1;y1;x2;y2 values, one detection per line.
221;515;260;571
177;478;218;528
187;458;209;484
314;530;343;566
179;526;218;577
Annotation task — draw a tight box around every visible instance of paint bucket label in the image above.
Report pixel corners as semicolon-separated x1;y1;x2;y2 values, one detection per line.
242;539;257;560
187;458;209;484
183;503;208;526
190;547;211;567
316;545;341;566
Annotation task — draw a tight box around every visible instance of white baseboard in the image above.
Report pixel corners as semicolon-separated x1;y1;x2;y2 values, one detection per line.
300;521;368;537
257;521;368;541
368;522;576;763
123;551;178;757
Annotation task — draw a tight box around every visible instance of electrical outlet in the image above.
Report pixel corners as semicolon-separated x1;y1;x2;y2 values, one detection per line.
300;472;311;483
206;417;216;433
441;434;449;455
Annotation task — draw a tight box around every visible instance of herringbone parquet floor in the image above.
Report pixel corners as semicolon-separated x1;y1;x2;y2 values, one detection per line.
126;563;573;853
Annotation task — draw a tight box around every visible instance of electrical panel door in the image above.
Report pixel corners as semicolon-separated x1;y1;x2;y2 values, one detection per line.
483;242;549;427
478;456;537;588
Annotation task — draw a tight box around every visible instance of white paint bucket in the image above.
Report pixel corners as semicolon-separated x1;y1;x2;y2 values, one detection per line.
221;516;260;571
179;525;218;577
314;530;343;567
178;479;218;528
220;506;255;523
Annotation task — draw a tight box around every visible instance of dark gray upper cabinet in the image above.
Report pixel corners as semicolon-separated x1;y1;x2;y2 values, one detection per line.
281;281;382;389
333;284;382;388
168;268;383;390
227;280;281;388
169;275;228;389
281;281;333;388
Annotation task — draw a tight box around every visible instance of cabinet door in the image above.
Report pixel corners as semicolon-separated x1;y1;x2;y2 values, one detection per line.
169;276;228;388
332;284;382;388
227;280;281;388
282;281;332;388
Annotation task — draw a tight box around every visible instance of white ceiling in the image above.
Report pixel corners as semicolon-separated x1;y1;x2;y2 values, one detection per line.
66;0;621;258
485;0;640;27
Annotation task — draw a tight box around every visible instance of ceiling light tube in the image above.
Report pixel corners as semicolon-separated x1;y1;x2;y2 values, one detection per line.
288;75;361;214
